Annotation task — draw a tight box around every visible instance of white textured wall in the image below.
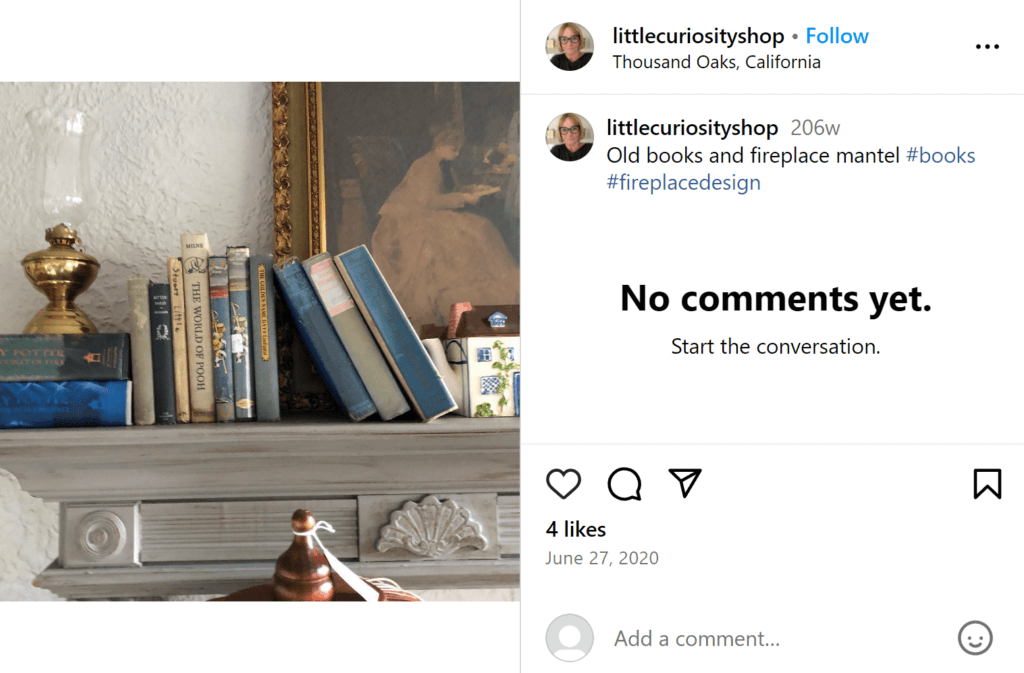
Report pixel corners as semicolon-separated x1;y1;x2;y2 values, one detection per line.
0;82;273;599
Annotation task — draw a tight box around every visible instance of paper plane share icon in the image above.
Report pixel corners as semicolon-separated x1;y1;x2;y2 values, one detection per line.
668;469;702;498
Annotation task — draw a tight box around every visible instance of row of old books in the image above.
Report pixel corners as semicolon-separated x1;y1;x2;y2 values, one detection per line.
0;239;455;428
274;245;455;422
128;233;280;425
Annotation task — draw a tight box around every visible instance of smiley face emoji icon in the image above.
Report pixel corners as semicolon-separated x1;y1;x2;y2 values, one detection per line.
958;621;992;655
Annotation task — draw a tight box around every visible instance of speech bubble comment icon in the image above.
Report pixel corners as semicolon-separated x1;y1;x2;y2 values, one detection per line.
608;467;642;501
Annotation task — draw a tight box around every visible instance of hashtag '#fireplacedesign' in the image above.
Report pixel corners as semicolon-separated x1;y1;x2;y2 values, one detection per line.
607;174;620;189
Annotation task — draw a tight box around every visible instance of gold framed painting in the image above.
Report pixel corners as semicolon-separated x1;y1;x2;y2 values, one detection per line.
272;82;521;411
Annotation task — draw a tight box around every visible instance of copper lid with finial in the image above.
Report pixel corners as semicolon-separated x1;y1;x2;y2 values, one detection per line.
273;509;334;601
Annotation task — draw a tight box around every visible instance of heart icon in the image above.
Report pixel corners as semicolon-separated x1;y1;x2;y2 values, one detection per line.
547;468;582;500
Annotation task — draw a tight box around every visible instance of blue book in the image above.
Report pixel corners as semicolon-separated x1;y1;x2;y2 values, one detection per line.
334;246;456;422
209;256;236;422
273;256;376;421
0;380;132;428
227;246;256;421
249;254;280;422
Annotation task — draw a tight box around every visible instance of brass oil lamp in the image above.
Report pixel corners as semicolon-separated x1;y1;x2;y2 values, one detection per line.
22;224;100;333
21;107;100;334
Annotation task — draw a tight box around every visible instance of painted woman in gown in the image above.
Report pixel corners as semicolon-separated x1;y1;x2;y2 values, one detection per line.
371;128;520;328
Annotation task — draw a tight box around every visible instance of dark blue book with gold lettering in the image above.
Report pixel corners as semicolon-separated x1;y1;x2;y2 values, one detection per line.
334;246;456;422
274;256;376;421
0;380;132;428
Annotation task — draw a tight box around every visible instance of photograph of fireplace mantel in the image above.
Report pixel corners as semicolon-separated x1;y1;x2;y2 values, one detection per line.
0;82;521;601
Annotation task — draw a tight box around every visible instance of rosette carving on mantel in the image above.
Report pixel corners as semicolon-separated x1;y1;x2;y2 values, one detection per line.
376;496;488;558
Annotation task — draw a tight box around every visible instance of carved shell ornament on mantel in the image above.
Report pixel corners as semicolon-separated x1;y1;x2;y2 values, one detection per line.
376;496;488;558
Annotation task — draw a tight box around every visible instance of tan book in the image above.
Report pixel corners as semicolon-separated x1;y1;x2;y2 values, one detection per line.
167;257;191;422
180;233;215;422
303;253;410;420
127;276;155;425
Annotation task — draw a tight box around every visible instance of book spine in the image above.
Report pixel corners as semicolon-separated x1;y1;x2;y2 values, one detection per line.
249;254;280;422
227;246;256;421
181;233;215;422
0;334;129;381
208;256;236;423
127;277;155;425
0;380;132;428
335;246;456;422
149;283;177;425
167;257;191;422
273;256;376;421
303;253;410;421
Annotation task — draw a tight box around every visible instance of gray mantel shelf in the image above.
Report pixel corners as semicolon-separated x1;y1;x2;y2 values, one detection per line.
0;416;520;598
0;415;519;502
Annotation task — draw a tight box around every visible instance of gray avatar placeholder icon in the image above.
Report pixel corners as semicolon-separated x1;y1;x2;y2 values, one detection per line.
547;614;594;662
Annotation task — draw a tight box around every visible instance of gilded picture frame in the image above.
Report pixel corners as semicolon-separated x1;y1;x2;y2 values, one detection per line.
272;82;334;410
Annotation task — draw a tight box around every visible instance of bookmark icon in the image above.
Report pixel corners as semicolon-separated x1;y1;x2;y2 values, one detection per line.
974;469;1001;500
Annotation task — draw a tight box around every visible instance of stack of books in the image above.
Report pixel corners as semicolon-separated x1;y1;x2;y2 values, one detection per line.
0;334;132;428
275;245;456;422
126;234;280;426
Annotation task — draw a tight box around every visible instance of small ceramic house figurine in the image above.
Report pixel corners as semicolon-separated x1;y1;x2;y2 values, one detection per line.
443;303;520;418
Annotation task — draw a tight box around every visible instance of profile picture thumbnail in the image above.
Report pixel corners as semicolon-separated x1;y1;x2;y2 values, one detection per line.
546;614;594;662
546;22;594;71
547;112;593;162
